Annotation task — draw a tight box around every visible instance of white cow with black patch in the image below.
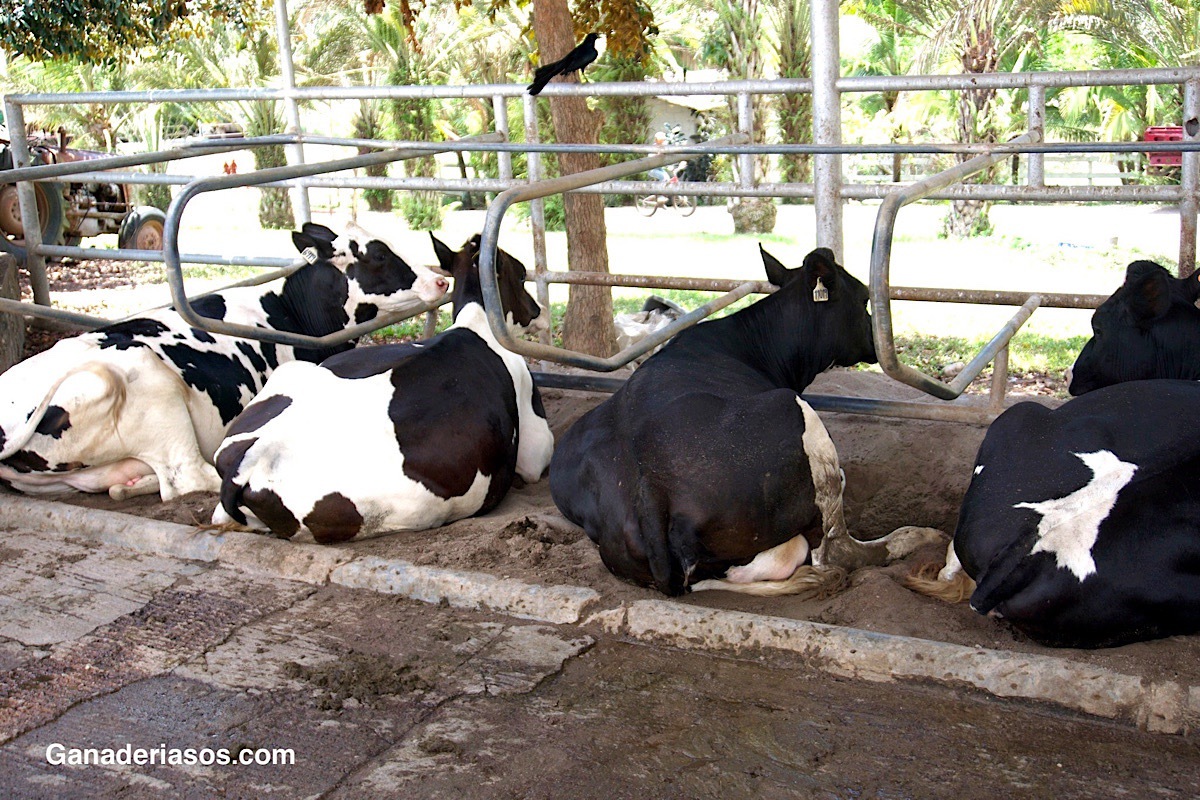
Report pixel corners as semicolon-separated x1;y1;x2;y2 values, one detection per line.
211;234;553;544
930;379;1200;648
0;223;448;501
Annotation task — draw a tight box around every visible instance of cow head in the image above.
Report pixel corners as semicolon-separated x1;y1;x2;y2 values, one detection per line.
760;245;877;375
431;233;546;335
1068;260;1200;395
291;222;449;306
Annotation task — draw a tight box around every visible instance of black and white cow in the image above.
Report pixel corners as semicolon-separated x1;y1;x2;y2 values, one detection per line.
0;223;448;501
211;234;554;544
922;379;1200;648
1068;259;1200;395
550;245;938;597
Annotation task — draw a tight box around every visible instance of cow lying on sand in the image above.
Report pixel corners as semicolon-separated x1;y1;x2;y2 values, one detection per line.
550;245;941;597
912;380;1200;648
0;223;447;501
910;260;1200;647
212;234;553;544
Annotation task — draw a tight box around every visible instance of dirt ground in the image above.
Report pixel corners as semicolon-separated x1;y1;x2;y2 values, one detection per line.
39;366;1200;696
10;256;1200;728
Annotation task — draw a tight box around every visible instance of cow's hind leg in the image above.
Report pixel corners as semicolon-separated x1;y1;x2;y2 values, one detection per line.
794;398;946;570
690;532;848;598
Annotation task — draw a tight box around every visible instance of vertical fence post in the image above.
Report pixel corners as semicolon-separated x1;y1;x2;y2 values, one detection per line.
523;95;552;346
736;92;755;190
1027;85;1046;189
811;0;844;259
1180;78;1199;277
4;99;51;307
274;0;312;224
494;95;513;181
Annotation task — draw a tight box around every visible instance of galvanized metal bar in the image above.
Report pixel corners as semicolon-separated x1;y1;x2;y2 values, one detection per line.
530;372;1001;425
11;66;1200;106
871;131;1043;400
522;93;551;346
542;272;1107;310
494;95;513;180
477;135;750;371
0;297;109;330
736;93;755;190
274;0;312;224
158;137;499;347
4;101;52;307
1027;86;1046;188
990;345;1010;413
811;0;845;259
1180;78;1199;277
0;136;298;184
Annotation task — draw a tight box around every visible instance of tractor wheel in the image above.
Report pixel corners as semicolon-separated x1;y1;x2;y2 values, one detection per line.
118;206;167;252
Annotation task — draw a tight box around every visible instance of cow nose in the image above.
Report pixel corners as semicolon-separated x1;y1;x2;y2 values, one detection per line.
435;277;449;294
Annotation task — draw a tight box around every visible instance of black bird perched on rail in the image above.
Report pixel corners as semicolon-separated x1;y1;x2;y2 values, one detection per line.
527;33;602;96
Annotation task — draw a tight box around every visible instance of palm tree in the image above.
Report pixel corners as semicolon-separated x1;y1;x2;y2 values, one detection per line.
853;0;1059;236
701;0;777;233
768;0;813;191
1057;0;1200;179
149;15;295;229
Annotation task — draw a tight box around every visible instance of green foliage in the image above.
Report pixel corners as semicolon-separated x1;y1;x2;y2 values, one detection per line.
400;194;444;231
893;331;1088;396
1;0;270;64
511;195;566;232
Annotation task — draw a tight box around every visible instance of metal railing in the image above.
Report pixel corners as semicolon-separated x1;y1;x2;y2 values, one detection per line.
2;68;1199;423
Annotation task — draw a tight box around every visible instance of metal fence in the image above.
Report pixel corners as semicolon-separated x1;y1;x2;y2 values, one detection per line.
2;66;1199;423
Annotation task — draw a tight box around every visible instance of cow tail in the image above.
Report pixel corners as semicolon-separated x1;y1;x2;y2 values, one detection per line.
903;561;977;604
0;362;125;461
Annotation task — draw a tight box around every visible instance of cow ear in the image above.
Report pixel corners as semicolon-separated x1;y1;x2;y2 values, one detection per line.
760;244;794;287
1181;271;1200;305
1127;263;1172;321
292;231;332;261
300;222;337;243
429;233;455;277
802;248;841;302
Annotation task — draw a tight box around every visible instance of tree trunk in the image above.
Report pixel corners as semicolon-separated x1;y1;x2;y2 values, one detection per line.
0;255;24;373
532;0;616;358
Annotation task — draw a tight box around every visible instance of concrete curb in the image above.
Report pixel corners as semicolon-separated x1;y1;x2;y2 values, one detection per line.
3;497;1197;734
0;497;599;627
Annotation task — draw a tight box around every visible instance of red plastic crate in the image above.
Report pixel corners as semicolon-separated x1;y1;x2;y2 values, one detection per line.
1144;125;1184;167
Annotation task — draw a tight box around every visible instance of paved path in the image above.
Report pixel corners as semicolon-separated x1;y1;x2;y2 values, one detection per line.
2;515;1199;798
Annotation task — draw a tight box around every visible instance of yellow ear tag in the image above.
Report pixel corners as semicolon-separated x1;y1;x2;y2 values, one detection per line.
301;246;319;265
813;277;829;303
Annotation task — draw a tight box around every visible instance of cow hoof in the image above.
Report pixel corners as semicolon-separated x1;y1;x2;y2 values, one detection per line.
109;474;161;501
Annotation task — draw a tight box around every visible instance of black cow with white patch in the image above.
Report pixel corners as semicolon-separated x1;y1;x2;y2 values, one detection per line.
1068;259;1200;395
0;223;448;501
550;246;938;597
211;234;553;543
924;379;1200;648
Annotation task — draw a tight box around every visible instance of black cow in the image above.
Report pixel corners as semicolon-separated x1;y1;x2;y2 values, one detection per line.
1068;259;1200;395
211;234;553;543
923;379;1200;648
0;222;447;500
550;245;938;596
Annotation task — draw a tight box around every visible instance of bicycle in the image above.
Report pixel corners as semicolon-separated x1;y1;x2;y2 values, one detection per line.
635;162;697;218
